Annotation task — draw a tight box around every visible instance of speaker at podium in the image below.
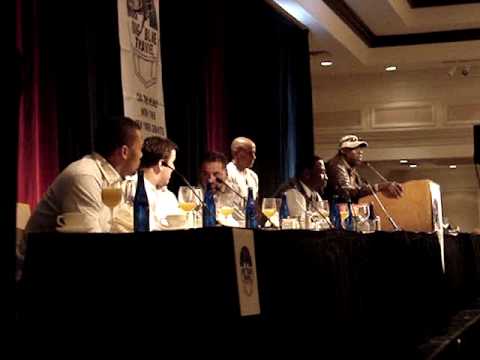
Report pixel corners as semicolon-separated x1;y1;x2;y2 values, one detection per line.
359;179;443;233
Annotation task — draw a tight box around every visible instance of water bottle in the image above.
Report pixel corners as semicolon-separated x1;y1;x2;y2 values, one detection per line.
133;170;150;232
203;182;216;227
330;195;341;230
245;187;258;229
368;202;381;231
279;193;289;229
345;199;355;231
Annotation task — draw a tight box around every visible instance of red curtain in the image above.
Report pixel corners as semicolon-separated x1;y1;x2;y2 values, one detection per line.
16;0;59;211
205;0;228;154
205;45;228;154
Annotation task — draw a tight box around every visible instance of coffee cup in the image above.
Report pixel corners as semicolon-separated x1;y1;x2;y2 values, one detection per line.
166;214;187;228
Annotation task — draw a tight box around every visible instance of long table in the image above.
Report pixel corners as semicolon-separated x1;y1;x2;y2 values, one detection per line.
18;228;480;354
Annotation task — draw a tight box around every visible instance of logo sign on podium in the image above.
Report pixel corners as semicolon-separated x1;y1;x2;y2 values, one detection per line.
232;229;261;316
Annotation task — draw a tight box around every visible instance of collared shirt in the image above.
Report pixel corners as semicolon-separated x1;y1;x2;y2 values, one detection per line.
199;179;244;225
226;161;259;200
275;177;323;222
26;153;122;233
120;174;180;231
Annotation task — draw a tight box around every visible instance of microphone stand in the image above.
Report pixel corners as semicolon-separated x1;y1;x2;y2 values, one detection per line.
365;183;401;231
361;162;401;231
164;164;214;218
215;176;247;206
306;198;335;230
365;162;388;182
216;176;281;229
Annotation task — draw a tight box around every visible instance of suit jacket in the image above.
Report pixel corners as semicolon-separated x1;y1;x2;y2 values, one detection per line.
325;153;370;203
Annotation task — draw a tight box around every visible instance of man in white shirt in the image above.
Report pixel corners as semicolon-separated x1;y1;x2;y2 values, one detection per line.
274;156;328;226
121;136;180;230
26;116;143;233
226;137;259;200
199;151;244;226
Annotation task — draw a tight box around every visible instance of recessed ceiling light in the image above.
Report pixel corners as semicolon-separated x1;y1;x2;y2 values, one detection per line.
385;65;397;72
399;159;408;164
449;165;457;169
409;164;417;168
320;60;333;66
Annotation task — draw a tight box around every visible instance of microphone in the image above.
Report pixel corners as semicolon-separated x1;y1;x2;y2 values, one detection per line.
364;162;388;182
214;175;247;204
215;175;282;229
163;164;213;217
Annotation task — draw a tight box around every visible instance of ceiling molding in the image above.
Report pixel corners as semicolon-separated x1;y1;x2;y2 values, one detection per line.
323;0;480;47
407;0;480;8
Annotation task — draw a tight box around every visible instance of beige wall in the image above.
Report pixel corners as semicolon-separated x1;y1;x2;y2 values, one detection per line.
312;67;480;232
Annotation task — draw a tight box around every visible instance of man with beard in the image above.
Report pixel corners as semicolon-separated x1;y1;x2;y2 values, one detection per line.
325;135;403;203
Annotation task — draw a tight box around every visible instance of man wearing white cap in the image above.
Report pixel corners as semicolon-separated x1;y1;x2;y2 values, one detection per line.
325;135;403;203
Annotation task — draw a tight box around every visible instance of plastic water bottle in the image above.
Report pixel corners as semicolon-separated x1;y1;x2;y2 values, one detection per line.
279;193;289;229
133;170;149;232
345;199;355;231
330;195;341;230
368;202;381;231
245;187;258;229
203;182;216;227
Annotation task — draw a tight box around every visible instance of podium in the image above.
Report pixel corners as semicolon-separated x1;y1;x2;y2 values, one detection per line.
359;179;443;232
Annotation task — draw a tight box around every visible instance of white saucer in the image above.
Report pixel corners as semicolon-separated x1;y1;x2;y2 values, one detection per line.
56;226;91;233
162;225;187;231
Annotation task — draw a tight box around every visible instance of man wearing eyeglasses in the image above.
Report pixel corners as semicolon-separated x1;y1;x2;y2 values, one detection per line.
325;135;403;203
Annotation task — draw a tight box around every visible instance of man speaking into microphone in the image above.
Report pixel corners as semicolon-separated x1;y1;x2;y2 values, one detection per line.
199;151;245;226
325;135;404;203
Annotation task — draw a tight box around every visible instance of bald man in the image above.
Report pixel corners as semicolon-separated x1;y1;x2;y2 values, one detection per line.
226;137;259;201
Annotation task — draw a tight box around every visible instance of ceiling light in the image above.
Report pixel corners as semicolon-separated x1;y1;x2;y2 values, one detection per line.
310;50;333;67
399;159;408;164
449;165;457;169
385;65;397;72
409;164;417;168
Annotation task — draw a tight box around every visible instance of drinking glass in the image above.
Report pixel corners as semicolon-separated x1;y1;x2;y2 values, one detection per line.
178;186;197;228
309;199;330;230
353;203;370;223
101;180;123;232
261;198;280;228
217;191;235;223
353;203;370;232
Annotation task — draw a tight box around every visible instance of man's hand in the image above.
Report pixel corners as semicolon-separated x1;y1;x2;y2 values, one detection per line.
377;181;404;198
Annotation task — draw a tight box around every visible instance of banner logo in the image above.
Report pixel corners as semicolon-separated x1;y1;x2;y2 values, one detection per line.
127;0;159;87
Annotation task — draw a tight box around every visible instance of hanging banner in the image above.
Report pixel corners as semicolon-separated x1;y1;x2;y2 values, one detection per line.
118;0;166;137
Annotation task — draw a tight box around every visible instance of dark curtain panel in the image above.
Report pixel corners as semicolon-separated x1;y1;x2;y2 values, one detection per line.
17;0;313;208
16;0;124;210
224;1;314;198
54;0;124;169
16;0;59;210
160;0;314;197
160;1;210;188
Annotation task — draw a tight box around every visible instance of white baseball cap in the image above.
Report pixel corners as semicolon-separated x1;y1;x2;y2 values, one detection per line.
338;135;368;149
